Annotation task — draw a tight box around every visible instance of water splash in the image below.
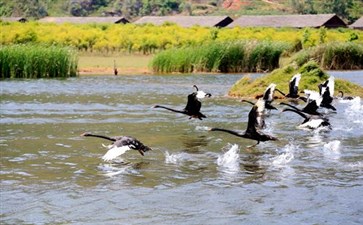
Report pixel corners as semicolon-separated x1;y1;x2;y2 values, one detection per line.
97;163;133;177
195;126;210;131
164;151;191;164
217;144;240;173
344;97;362;124
323;140;341;160
271;144;295;167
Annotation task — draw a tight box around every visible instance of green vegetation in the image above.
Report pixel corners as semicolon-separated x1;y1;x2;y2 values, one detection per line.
1;22;361;54
291;42;363;70
0;44;78;79
229;61;363;98
151;41;291;73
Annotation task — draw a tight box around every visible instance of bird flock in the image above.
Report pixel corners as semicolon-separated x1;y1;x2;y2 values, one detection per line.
81;76;355;162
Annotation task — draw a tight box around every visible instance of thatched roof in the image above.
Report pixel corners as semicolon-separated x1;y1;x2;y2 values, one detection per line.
133;16;233;28
350;17;363;30
1;17;27;22
228;14;347;28
38;17;129;24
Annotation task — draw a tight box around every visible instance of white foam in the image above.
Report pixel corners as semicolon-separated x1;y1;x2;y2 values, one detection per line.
271;144;295;167
323;140;341;160
164;151;191;164
344;97;362;124
97;164;130;177
217;144;240;173
195;126;210;131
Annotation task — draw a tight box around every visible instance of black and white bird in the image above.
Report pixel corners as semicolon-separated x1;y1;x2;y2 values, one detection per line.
319;76;336;111
241;98;266;129
210;98;277;146
154;85;211;120
81;132;152;162
241;83;277;111
276;73;302;99
263;83;278;110
280;89;323;116
282;108;331;130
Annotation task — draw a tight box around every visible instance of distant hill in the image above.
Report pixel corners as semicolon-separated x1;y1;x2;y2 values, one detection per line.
0;0;361;23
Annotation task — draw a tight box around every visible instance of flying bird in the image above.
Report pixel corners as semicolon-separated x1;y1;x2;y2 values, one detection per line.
280;89;323;116
263;83;278;110
319;76;336;111
241;98;266;129
276;73;302;99
282;108;331;130
154;85;211;120
241;83;277;113
80;132;152;162
210;99;277;147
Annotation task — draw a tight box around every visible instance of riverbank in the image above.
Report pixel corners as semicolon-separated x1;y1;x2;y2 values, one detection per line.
78;54;152;75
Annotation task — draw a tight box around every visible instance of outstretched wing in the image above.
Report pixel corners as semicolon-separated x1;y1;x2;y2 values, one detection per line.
288;73;301;97
246;99;265;132
102;146;131;162
263;83;276;102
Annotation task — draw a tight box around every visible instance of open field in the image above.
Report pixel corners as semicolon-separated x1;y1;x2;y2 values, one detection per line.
78;54;153;75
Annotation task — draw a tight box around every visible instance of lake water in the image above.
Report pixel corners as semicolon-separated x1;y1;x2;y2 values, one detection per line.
1;71;363;224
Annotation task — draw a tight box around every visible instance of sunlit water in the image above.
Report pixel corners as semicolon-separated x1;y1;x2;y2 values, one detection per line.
1;72;362;224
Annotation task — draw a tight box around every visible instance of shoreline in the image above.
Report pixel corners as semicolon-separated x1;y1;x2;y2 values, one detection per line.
78;67;363;76
78;67;152;75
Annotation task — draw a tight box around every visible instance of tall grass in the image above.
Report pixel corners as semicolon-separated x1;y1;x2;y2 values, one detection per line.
0;44;78;79
151;41;291;73
291;42;363;70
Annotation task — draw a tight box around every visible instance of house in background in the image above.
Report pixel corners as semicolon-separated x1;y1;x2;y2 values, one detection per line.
1;17;28;23
133;16;233;28
38;17;129;24
227;14;347;29
350;17;363;30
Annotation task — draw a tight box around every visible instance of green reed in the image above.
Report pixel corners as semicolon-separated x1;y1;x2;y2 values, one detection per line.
0;44;78;79
291;42;363;70
151;41;291;73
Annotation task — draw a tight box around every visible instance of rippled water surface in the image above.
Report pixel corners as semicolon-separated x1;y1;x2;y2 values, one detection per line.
1;72;363;224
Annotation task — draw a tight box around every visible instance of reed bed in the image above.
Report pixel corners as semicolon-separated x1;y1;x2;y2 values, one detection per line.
0;44;78;79
291;42;363;70
151;41;291;73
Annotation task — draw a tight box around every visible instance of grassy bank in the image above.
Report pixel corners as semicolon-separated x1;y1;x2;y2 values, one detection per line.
151;41;291;73
0;44;78;78
229;61;363;98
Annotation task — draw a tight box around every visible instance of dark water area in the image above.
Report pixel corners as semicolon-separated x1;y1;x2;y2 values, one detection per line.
1;71;363;224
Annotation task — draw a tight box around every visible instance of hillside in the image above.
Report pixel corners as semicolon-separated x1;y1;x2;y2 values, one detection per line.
0;0;362;23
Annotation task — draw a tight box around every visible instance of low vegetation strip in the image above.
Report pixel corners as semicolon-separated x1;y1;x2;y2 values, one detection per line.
151;41;291;73
0;44;78;79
